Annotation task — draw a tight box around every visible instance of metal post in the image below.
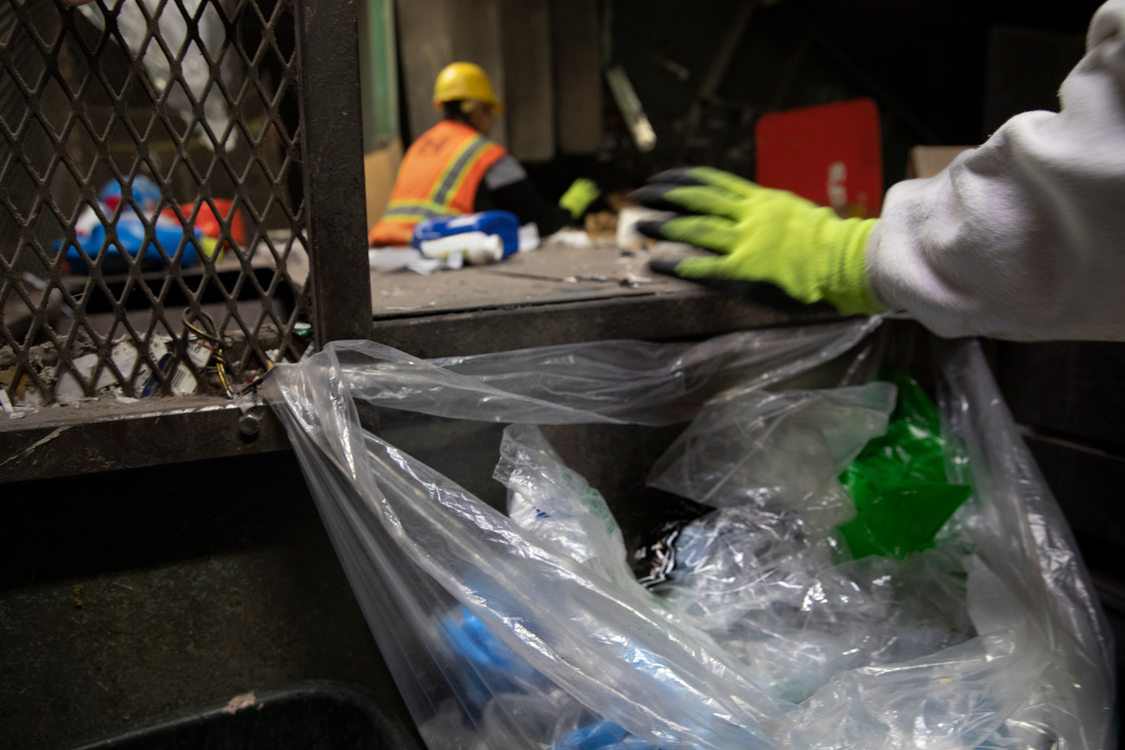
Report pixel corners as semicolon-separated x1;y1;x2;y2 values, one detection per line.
295;0;373;345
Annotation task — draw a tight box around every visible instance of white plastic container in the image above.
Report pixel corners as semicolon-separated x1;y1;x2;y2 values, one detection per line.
419;231;504;265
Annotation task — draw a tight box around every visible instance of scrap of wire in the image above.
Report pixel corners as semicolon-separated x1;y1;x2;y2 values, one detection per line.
180;310;279;399
182;310;234;397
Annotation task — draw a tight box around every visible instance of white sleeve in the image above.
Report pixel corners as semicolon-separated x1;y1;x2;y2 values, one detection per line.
866;0;1125;341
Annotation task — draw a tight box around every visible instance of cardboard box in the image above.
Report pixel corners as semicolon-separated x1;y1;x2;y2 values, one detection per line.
906;145;973;180
364;138;403;229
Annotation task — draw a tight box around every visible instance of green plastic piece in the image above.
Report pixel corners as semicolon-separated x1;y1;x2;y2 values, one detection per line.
838;372;971;560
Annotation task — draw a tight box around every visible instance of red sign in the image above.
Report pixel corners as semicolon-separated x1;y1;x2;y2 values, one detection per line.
755;98;882;218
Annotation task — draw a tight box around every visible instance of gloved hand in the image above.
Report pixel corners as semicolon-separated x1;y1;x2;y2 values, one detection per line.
558;178;601;219
632;167;882;315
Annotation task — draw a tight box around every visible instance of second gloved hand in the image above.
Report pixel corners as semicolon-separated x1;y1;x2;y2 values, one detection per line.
558;178;600;220
632;167;882;315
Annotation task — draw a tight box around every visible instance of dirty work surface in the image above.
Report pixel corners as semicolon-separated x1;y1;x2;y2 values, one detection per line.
371;242;699;317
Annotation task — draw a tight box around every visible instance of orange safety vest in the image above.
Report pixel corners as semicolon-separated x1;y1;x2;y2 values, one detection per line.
368;120;508;246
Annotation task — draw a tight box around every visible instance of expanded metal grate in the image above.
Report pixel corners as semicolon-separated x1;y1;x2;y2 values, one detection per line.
0;0;315;408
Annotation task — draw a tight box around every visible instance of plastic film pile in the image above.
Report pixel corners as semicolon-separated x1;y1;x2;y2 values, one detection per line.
265;318;1114;749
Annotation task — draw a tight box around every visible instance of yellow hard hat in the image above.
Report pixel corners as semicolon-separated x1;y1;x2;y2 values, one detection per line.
433;62;504;114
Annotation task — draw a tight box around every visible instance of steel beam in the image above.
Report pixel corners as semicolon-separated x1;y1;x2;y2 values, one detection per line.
296;0;374;346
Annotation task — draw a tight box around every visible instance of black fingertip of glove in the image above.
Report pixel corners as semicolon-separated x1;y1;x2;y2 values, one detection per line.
648;257;758;295
646;261;842;311
647;167;704;187
648;258;683;277
628;185;678;211
635;219;670;240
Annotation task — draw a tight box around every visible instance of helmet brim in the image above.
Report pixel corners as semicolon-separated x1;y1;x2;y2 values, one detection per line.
432;98;505;115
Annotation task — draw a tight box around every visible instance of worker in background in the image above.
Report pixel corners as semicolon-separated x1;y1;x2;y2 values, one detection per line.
634;0;1125;343
369;62;599;247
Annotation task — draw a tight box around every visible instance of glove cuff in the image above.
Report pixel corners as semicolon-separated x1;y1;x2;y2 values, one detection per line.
825;218;881;315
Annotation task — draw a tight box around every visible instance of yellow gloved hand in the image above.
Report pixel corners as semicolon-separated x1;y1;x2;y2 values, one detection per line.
558;178;600;219
632;167;881;315
198;235;223;263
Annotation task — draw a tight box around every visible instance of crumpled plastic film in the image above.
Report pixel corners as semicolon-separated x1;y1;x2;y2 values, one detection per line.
647;382;897;530
647;506;976;704
263;320;1114;749
328;318;882;426
933;338;1116;748
496;424;636;588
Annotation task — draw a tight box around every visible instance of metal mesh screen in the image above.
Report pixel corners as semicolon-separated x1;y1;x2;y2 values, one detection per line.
0;0;312;408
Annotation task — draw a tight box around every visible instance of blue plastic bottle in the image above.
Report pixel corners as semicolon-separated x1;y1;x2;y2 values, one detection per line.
411;210;520;259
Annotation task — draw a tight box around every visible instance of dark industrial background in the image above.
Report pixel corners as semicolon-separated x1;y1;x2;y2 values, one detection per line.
2;1;1121;748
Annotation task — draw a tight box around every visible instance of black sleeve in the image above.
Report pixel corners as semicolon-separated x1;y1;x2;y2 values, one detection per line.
474;168;574;236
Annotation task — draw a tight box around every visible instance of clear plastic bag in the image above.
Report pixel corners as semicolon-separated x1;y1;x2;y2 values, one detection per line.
647;382;897;530
264;318;1114;749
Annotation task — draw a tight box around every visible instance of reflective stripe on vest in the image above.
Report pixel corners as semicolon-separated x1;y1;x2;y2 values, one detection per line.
430;136;491;207
380;200;449;223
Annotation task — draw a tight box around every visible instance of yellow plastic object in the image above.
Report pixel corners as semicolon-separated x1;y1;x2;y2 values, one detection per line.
433;62;505;114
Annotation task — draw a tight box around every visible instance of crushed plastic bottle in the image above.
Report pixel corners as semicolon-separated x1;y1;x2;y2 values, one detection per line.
412;210;520;260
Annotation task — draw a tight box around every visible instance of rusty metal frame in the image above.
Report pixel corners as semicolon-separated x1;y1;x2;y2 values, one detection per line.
0;0;370;481
295;0;372;346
